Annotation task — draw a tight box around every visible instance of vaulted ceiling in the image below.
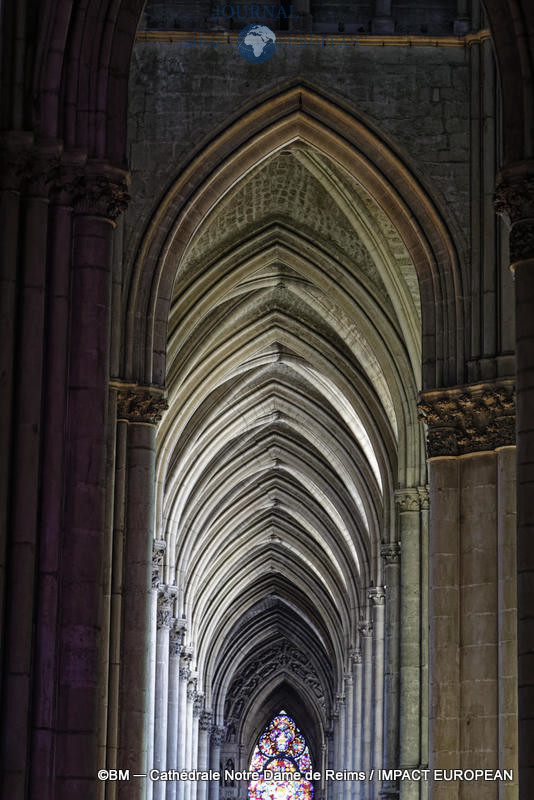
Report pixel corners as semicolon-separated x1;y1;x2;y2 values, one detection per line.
156;140;422;741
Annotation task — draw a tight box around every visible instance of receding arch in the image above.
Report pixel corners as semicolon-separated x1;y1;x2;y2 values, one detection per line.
123;83;465;391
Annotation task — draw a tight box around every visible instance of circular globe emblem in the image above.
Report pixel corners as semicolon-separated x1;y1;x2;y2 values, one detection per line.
237;24;276;63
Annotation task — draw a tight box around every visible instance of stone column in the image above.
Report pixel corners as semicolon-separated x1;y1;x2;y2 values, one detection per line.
168;622;187;800
148;540;167;800
419;383;516;800
0;145;54;800
210;726;226;800
197;712;213;800
358;619;373;800
191;693;203;800
497;447;518;800
178;649;193;800
115;387;168;800
495;170;534;800
54;166;129;797
396;490;426;800
344;672;354;776
335;693;345;800
351;649;363;772
380;543;401;800
185;679;197;800
370;588;386;798
154;586;177;800
324;729;334;800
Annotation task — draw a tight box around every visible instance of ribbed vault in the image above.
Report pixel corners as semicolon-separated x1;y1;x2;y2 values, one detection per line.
156;130;424;739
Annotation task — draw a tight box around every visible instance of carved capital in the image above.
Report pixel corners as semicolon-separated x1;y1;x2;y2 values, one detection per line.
157;586;176;629
200;710;213;731
509;220;534;264
152;539;166;588
368;587;386;605
0;140;65;197
418;486;429;510
380;542;401;563
170;618;187;655
169;629;183;657
72;167;130;221
187;678;197;702
350;648;362;665
495;169;534;264
494;176;534;224
193;692;204;717
115;383;168;425
358;619;373;637
418;381;515;457
180;647;194;680
211;725;226;747
394;489;421;513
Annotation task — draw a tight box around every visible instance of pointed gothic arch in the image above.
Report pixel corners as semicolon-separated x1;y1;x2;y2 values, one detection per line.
123;83;465;390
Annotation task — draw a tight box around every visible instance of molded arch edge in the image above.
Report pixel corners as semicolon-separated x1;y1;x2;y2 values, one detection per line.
123;84;466;392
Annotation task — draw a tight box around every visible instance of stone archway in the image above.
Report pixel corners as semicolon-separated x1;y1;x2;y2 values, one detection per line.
0;3;533;799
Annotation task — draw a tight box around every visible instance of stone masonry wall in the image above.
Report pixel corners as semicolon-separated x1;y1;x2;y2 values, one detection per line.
126;39;472;270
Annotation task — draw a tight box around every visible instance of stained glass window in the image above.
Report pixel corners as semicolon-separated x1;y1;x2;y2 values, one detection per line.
248;712;314;800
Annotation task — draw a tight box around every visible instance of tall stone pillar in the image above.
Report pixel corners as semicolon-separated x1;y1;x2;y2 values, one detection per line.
497;446;518;800
358;619;374;800
395;489;428;800
419;383;516;800
495;170;534;800
197;712;213;800
0;144;55;800
154;586;177;800
350;649;363;774
325;729;334;800
185;678;197;800
178;649;194;800
370;588;386;798
168;622;187;800
115;387;167;800
344;672;354;774
148;540;166;800
210;726;226;800
335;693;345;800
54;166;129;799
191;694;203;800
380;543;401;800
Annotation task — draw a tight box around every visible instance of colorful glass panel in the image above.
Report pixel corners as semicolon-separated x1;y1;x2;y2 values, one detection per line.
248;712;313;800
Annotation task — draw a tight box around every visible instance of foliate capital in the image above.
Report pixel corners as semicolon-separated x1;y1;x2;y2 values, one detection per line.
152;539;166;588
200;710;213;731
193;692;204;717
170;617;187;655
368;586;386;605
418;380;515;457
187;680;197;702
211;725;226;747
72;165;130;221
180;646;194;680
114;382;168;425
495;167;534;264
380;542;401;563
494;173;534;223
157;586;177;629
358;619;373;637
169;629;183;657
